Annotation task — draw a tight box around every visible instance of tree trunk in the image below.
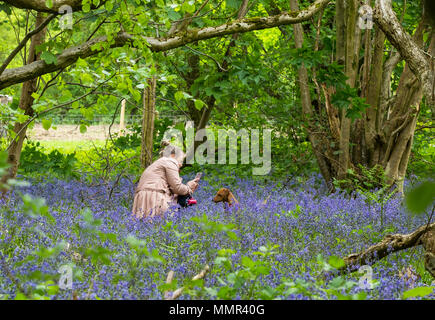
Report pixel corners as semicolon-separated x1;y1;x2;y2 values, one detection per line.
290;0;433;191
185;0;250;156
140;76;157;169
290;0;334;190
338;0;360;180
1;13;47;188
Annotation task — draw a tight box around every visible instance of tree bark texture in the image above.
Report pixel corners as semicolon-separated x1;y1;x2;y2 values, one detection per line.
140;77;157;169
339;222;435;279
1;13;47;188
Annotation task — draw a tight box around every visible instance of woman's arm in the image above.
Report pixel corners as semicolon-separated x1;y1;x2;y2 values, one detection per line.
165;163;193;195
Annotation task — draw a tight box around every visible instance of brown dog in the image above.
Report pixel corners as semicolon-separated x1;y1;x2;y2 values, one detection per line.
213;188;239;207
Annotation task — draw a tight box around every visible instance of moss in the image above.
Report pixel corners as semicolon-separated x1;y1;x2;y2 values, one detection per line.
243;16;264;24
180;28;200;43
287;10;299;18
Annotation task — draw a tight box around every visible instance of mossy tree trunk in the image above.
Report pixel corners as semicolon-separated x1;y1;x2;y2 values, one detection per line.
1;13;47;188
140;76;157;169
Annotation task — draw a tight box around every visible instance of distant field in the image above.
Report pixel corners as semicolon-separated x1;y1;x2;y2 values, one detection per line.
27;124;130;142
24;124;130;153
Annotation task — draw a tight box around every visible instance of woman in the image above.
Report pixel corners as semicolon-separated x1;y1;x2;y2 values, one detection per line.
132;144;199;219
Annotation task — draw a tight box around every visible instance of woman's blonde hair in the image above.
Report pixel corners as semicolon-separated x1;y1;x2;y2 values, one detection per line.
160;140;185;164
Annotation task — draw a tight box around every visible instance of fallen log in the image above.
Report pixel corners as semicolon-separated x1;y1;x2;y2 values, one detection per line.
421;226;435;278
339;223;435;279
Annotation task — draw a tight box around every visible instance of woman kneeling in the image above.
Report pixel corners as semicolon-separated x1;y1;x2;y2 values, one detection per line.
132;145;198;219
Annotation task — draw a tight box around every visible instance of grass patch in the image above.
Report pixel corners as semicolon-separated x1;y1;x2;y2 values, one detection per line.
29;140;106;153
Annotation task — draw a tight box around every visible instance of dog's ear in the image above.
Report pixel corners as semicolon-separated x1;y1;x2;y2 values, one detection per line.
227;191;238;205
227;191;234;203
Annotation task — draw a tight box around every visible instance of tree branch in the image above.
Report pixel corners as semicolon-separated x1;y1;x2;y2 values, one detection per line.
374;0;434;104
0;0;331;90
0;0;102;13
0;14;56;76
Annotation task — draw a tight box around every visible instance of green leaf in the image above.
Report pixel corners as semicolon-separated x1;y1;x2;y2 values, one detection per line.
254;265;270;275
76;57;88;68
42;119;52;131
226;231;239;241
14;292;27;300
0;3;12;14
79;124;87;134
46;0;53;9
328;255;345;269
41;51;57;65
241;256;254;268
352;291;368;300
168;9;181;21
403;286;434;299
105;1;113;11
181;2;195;13
174;91;184;102
405;181;435;214
194;99;206;110
83;3;91;12
31;92;40;100
328;276;345;289
80;73;94;85
226;0;241;9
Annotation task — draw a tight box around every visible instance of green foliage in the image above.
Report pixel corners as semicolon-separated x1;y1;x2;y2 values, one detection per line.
408;118;434;179
333;165;398;230
334;164;389;193
0;150;9;188
191;214;239;241
19;141;78;179
0;3;11;15
405;180;435;215
0;0;433;301
402;286;435;299
40;51;57;65
331;85;370;121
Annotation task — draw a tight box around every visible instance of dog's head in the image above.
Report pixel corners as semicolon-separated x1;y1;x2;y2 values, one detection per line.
213;188;230;203
213;188;238;205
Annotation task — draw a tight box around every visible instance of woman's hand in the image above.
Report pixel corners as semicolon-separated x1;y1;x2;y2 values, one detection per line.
187;178;200;193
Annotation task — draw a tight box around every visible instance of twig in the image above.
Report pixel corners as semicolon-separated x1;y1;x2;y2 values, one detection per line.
165;265;210;300
0;14;56;76
38;68;65;98
164;270;175;299
185;45;228;72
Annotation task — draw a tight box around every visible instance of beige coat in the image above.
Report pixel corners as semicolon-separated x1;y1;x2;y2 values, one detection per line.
132;156;194;218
